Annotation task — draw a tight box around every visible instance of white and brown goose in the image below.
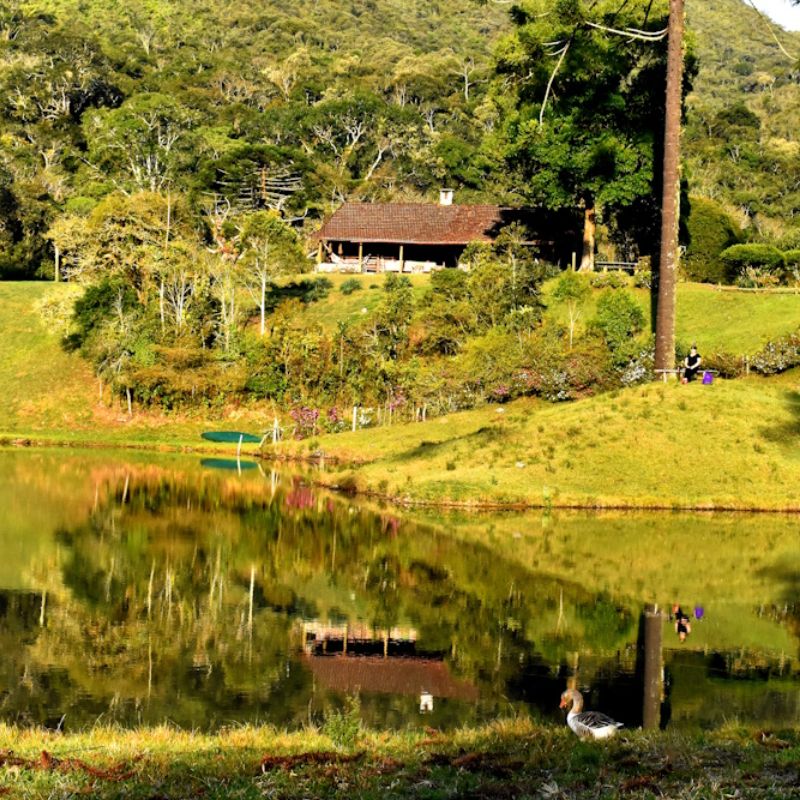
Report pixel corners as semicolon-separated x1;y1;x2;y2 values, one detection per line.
559;689;623;740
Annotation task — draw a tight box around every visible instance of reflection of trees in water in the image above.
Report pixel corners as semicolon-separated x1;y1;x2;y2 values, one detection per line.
5;469;644;728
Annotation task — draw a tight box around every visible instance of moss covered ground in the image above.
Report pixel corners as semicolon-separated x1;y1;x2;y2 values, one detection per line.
1;721;799;799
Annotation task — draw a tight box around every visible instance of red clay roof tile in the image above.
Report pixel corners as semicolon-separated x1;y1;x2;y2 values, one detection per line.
317;203;504;245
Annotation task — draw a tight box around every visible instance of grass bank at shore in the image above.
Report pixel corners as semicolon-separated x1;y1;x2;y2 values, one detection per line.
3;280;800;511
1;721;799;799
279;373;800;511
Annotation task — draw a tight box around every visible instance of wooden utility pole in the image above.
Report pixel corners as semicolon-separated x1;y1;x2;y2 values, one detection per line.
654;0;685;372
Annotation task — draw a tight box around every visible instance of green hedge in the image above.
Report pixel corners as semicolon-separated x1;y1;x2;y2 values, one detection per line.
720;243;785;276
683;197;743;283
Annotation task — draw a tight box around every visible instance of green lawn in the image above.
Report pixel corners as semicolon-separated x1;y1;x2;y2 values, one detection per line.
300;273;800;356
1;721;799;799
542;279;800;355
300;272;430;330
280;373;800;510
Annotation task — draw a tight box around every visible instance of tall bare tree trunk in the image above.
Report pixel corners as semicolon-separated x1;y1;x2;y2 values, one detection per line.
655;0;685;372
579;198;596;272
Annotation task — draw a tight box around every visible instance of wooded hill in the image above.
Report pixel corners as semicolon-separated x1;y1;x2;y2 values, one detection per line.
0;0;798;279
685;0;800;246
0;0;508;278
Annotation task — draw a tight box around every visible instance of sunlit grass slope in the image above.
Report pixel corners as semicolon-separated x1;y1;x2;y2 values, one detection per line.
284;374;800;510
299;275;800;355
544;280;800;354
0;282;263;450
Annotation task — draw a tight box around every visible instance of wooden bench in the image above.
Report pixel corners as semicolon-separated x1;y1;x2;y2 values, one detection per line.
654;368;682;383
655;368;718;383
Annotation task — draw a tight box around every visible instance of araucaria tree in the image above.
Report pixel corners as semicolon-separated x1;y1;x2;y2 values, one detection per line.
494;0;671;271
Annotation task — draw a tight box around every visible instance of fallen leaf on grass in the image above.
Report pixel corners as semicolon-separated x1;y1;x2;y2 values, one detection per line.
754;731;792;750
0;749;141;781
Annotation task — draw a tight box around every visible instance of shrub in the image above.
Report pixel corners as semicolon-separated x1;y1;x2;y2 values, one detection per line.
720;244;785;282
305;276;333;302
430;268;469;300
750;332;800;375
683;197;743;283
784;250;800;283
632;270;652;289
702;351;744;379
322;695;362;749
340;278;362;295
290;406;320;438
619;343;655;386
591;290;645;355
590;271;627;289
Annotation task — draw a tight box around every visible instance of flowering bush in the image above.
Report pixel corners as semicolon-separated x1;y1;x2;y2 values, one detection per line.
750;333;800;375
324;406;348;433
619;345;654;387
490;384;511;402
290;406;320;439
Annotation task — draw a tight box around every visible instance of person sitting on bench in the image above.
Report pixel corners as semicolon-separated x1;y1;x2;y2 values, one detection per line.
683;345;702;382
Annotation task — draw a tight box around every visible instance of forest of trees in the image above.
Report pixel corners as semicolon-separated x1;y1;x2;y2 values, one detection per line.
2;0;800;418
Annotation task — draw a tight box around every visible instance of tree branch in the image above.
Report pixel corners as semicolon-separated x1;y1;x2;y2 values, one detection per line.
744;0;798;62
585;21;668;40
539;43;570;126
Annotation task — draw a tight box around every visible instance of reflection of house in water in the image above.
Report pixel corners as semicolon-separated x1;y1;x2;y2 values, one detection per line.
299;621;478;710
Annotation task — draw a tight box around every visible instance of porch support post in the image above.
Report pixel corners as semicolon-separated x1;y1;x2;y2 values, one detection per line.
317;241;323;266
399;244;404;272
358;241;363;273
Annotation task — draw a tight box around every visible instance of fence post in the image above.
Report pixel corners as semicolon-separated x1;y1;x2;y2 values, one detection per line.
352;406;358;432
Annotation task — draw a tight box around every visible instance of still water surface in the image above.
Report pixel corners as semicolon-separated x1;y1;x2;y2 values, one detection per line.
1;449;798;732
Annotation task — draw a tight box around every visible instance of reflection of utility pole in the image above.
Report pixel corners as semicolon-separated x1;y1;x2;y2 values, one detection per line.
641;604;664;730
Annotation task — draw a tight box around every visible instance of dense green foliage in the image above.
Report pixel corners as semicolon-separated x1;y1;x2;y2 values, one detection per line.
492;0;673;265
685;0;800;246
720;242;786;285
0;0;509;280
4;0;800;419
683;196;743;283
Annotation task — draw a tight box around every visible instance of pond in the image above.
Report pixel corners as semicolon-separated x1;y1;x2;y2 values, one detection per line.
1;448;798;733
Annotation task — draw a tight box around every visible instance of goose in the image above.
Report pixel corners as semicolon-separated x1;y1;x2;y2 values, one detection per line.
559;689;623;740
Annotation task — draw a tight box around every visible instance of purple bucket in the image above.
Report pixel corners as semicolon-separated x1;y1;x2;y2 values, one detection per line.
702;371;713;385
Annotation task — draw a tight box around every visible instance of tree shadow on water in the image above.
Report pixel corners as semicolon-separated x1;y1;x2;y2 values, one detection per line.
755;563;800;648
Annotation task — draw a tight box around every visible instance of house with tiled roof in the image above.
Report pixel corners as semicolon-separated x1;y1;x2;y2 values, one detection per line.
315;190;534;273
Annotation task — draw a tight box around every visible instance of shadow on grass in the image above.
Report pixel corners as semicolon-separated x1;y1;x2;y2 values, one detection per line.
760;390;800;444
387;425;504;464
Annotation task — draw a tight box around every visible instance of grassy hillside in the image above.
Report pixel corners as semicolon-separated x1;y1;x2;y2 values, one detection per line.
299;274;800;355
3;280;799;496
281;371;800;510
0;282;266;449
